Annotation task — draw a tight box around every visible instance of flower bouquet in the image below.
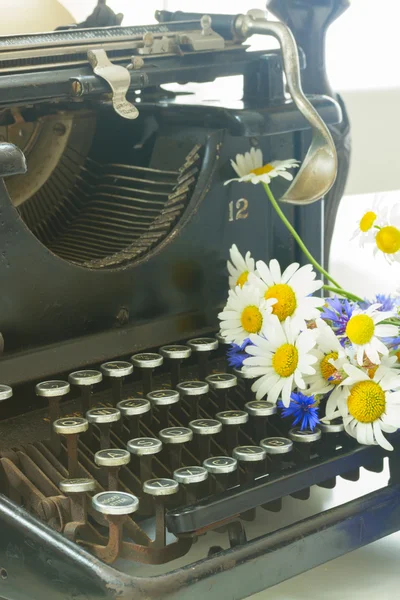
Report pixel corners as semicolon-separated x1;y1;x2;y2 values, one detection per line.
220;149;400;451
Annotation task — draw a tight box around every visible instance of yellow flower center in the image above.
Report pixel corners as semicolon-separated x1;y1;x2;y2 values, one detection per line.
347;380;386;423
241;305;263;334
376;226;400;255
265;284;297;321
359;211;376;232
251;163;274;176
272;343;299;378
320;351;339;384
346;314;375;345
236;271;249;287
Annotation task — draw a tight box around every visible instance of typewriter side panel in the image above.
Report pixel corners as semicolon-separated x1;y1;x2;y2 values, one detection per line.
0;123;322;363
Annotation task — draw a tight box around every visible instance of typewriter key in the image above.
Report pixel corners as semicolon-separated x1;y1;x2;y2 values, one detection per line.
233;445;267;521
189;418;222;462
87;407;121;450
233;367;255;403
206;373;237;411
245;400;277;442
177;381;209;420
53;417;89;479
317;419;346;489
0;384;12;402
147;389;180;429
289;428;321;500
159;427;193;474
59;478;96;524
95;448;131;491
127;437;162;485
143;478;180;548
159;345;191;388
174;466;208;504
92;491;140;563
92;491;139;516
101;361;133;406
260;437;293;511
131;353;163;395
203;456;238;493
216;410;249;454
117;398;151;438
36;380;70;455
187;337;219;380
68;370;103;414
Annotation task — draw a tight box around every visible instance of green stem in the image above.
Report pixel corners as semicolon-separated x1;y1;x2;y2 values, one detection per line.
322;285;364;303
263;183;342;289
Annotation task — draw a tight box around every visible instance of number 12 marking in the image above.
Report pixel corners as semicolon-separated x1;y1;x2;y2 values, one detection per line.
229;198;249;222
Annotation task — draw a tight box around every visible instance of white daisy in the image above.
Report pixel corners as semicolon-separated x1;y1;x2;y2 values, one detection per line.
243;316;317;407
350;194;388;247
218;285;276;345
372;201;400;264
327;362;400;451
227;244;255;289
224;147;299;186
305;319;349;415
249;259;324;330
343;304;398;366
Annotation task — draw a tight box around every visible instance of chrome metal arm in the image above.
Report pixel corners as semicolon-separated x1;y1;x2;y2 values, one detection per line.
235;14;338;205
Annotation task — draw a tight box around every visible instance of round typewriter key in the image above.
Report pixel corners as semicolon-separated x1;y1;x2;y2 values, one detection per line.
289;427;321;444
53;417;89;479
319;419;345;434
95;449;130;491
68;370;103;413
203;456;237;474
87;407;121;449
173;466;208;485
59;478;96;494
203;456;238;493
131;353;163;395
147;389;180;429
92;491;139;516
143;478;179;548
127;437;162;485
36;381;70;455
95;448;130;467
206;373;237;411
246;400;277;442
189;418;222;462
59;477;96;523
117;398;150;438
289;428;321;500
187;337;218;379
53;417;89;436
260;437;293;455
143;478;179;497
0;384;12;401
160;345;192;388
174;466;209;504
216;410;248;454
177;381;209;420
36;381;70;398
159;427;193;474
260;437;293;512
101;361;133;406
233;445;267;463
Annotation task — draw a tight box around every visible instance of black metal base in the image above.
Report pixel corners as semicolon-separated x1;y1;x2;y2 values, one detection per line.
0;476;399;600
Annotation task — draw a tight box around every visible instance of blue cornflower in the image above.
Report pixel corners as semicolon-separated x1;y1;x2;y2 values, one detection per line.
320;296;354;336
278;392;320;431
361;293;400;313
226;338;253;369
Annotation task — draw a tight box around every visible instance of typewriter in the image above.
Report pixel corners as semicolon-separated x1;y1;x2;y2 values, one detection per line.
0;2;397;599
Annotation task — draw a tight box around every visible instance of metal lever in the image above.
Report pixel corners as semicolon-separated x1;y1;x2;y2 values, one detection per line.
234;14;337;205
87;49;139;120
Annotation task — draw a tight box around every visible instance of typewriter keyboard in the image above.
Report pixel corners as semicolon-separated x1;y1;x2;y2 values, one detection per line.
0;337;388;566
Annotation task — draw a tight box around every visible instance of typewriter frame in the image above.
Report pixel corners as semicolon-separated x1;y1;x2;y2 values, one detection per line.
0;446;399;600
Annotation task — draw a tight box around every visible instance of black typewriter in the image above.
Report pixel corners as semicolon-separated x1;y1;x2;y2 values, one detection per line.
0;2;398;599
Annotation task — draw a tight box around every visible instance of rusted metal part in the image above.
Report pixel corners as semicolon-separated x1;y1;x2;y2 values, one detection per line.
48;397;62;456
16;451;61;498
154;498;166;548
66;434;79;478
24;444;67;485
